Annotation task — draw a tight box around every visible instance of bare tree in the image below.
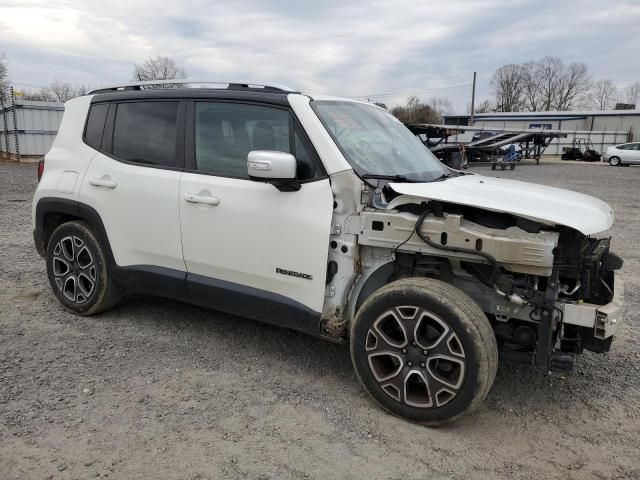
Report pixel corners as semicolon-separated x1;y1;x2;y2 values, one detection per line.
555;61;592;110
521;61;542;111
391;96;441;124
494;56;592;111
490;64;526;112
0;53;9;99
132;56;187;82
534;56;563;111
45;79;73;102
15;89;50;101
473;99;494;114
428;97;453;118
589;79;617;110
17;81;90;103
623;81;640;107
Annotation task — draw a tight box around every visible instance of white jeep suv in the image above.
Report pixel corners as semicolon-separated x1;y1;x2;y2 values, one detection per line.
33;81;623;425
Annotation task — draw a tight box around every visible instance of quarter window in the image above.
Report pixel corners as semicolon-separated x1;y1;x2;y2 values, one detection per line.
194;102;318;180
84;103;109;150
112;101;180;167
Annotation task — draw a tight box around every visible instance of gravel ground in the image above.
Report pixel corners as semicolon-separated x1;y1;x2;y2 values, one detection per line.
1;160;639;480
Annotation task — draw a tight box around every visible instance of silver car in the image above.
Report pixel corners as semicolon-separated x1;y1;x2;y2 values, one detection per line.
604;142;640;166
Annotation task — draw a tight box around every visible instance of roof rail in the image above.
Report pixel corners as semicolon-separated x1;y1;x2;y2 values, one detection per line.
88;79;297;95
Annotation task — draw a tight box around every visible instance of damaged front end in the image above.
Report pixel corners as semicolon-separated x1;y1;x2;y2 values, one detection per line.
345;179;624;374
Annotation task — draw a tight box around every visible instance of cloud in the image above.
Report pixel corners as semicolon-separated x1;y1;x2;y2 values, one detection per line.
1;0;638;111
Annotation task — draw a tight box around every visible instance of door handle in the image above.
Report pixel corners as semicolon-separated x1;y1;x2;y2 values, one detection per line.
184;193;220;206
89;177;117;189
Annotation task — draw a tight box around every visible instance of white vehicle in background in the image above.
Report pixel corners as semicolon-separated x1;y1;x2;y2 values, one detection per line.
604;142;640;166
32;80;624;426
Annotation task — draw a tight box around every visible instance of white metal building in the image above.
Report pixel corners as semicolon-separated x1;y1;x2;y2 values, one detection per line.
443;110;639;156
0;94;64;162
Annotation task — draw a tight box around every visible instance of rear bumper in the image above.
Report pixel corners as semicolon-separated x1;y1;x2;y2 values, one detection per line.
560;274;623;339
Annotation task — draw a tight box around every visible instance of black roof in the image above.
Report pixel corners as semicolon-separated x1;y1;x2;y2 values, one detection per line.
90;88;292;106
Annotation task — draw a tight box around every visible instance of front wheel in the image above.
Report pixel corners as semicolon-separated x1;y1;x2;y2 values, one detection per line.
609;156;621;166
46;221;122;315
350;278;498;426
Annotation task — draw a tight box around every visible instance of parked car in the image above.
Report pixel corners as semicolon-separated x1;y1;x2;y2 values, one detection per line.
33;80;623;425
604;142;640;166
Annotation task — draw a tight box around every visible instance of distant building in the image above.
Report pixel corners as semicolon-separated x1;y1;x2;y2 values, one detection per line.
443;110;639;156
1;96;64;162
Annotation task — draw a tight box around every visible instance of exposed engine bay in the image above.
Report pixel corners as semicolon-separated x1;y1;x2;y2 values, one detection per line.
327;179;624;375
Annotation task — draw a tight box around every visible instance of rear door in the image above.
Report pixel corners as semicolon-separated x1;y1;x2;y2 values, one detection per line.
78;99;187;294
179;100;333;330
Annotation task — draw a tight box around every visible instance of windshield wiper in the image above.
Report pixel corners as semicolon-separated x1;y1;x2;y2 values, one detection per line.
362;174;413;183
431;172;458;182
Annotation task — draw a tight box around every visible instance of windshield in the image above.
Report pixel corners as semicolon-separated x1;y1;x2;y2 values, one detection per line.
312;100;450;182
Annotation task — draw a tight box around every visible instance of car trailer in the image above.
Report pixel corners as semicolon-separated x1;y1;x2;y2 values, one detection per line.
407;123;567;167
405;124;468;169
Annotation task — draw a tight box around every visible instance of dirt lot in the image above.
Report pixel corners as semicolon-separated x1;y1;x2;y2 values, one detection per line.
1;160;639;480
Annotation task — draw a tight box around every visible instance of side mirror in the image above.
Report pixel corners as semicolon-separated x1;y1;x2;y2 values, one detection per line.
247;150;300;192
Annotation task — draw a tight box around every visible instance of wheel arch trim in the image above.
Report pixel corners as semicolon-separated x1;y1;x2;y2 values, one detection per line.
34;197;116;268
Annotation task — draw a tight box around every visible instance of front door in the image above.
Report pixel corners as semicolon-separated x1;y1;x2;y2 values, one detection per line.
179;100;333;331
628;143;640;164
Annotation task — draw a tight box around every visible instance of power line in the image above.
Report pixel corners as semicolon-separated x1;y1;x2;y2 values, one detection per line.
353;83;472;99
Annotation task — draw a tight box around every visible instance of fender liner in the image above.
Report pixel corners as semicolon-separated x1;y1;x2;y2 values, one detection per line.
348;260;395;322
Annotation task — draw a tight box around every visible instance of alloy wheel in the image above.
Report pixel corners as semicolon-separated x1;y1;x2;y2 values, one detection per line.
365;306;466;408
52;236;97;304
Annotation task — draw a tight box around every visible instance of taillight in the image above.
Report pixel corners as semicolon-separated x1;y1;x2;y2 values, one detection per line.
37;159;45;182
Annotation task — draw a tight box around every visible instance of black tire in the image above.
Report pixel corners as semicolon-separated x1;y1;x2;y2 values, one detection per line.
491;164;496;170
609;156;621;166
350;277;498;426
509;164;515;170
46;220;122;315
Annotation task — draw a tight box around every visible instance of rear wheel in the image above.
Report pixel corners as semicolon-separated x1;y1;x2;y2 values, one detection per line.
350;278;498;426
46;221;122;315
609;156;621;166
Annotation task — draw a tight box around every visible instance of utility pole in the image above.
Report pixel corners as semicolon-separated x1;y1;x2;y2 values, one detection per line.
470;72;477;126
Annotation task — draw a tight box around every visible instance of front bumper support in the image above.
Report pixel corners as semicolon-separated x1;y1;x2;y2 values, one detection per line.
560;275;624;339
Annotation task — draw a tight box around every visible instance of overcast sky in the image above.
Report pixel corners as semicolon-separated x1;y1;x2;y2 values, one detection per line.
1;0;639;112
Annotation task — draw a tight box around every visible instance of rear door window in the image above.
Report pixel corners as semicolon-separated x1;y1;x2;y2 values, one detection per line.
112;101;180;167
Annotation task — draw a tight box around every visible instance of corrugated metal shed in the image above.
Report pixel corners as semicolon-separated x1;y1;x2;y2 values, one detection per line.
1;91;64;162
